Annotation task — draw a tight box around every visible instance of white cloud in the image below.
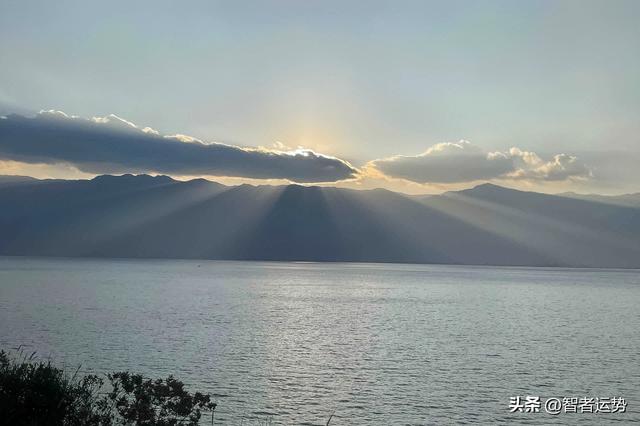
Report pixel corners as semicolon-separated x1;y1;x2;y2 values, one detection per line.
507;148;592;181
370;141;592;184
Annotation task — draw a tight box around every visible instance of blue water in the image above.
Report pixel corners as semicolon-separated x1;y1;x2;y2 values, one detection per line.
1;257;639;424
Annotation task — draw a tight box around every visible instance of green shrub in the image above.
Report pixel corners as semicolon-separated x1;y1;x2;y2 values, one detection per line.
98;371;216;425
0;350;216;425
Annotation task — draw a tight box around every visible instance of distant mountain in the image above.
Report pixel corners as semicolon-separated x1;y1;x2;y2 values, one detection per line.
0;175;39;186
0;175;639;268
558;191;640;208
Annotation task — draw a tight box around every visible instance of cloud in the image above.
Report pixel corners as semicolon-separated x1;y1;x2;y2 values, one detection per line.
369;141;592;184
371;141;513;183
507;148;592;181
0;111;358;183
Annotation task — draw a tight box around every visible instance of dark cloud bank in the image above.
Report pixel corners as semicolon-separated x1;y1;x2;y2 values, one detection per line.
0;111;358;183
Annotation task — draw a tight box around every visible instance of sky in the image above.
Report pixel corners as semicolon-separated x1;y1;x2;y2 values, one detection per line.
0;0;639;194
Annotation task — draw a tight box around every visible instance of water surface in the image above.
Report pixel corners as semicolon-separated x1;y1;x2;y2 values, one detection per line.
1;257;639;424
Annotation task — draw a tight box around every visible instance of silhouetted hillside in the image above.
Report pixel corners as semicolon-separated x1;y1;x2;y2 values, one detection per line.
0;175;639;267
0;175;40;186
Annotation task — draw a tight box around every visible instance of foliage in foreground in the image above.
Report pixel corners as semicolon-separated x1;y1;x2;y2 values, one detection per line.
0;350;216;425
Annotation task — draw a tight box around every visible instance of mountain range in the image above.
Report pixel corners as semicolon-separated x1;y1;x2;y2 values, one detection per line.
0;174;639;268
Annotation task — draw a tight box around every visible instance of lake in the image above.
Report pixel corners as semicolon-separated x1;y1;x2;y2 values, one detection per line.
1;257;639;424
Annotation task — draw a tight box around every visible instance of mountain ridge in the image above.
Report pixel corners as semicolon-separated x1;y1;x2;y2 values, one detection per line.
0;174;638;268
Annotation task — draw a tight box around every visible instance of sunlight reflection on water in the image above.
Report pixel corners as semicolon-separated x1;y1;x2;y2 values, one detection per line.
1;257;639;424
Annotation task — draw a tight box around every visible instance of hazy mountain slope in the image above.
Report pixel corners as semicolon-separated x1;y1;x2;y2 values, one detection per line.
559;191;640;208
0;176;638;267
0;175;40;186
424;184;640;268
